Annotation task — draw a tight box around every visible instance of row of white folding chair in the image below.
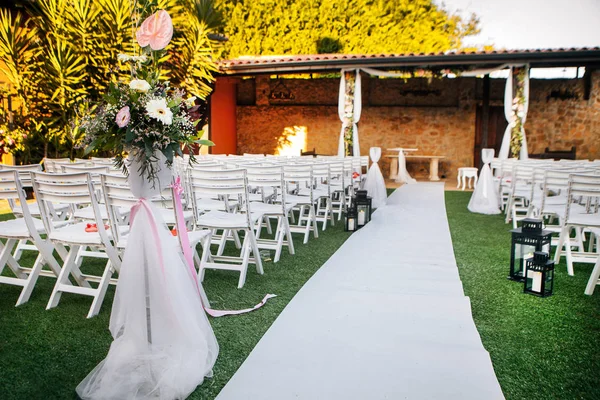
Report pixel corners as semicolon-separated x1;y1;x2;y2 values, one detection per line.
505;162;555;227
4;169;194;317
0;170;65;306
554;173;600;278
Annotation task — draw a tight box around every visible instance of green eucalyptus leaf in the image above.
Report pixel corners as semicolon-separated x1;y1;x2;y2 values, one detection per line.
195;139;215;147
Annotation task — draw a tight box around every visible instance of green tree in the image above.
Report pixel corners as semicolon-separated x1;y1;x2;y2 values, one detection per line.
216;0;480;59
0;0;222;161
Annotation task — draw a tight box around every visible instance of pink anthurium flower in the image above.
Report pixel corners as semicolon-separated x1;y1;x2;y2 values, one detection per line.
136;10;173;51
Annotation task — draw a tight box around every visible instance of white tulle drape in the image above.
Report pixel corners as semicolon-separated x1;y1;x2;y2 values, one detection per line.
395;149;416;184
77;154;218;400
363;147;387;208
468;149;501;214
337;69;361;157
499;66;530;160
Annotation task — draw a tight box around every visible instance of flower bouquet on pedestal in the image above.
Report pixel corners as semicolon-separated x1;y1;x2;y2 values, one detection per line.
81;9;213;183
76;8;218;400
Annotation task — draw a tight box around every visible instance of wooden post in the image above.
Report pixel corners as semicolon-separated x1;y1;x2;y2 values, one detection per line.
480;74;491;168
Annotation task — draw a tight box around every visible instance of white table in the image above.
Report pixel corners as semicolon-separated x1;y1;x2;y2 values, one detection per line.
385;154;446;181
387;148;418;181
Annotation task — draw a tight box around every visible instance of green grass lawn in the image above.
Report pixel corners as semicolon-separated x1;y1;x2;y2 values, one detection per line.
446;191;600;400
0;213;351;399
0;192;599;399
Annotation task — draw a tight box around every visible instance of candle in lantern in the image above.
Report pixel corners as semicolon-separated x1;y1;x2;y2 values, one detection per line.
348;218;355;230
528;269;543;293
357;209;365;225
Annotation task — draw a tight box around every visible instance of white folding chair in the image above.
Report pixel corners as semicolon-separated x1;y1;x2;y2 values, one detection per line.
0;170;65;306
246;165;295;262
328;161;348;221
279;164;319;244
299;162;334;231
191;168;263;288
505;164;535;228
0;164;68;260
31;171;121;318
554;174;600;276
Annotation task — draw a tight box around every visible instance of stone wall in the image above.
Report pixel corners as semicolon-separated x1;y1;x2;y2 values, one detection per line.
233;71;600;179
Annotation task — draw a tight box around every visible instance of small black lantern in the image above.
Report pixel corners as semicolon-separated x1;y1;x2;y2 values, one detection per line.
352;190;372;228
524;251;555;297
509;218;552;282
345;206;358;232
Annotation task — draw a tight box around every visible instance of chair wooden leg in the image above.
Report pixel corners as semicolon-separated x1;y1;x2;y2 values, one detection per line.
87;260;114;318
198;234;212;283
274;216;284;263
15;253;45;306
283;216;295;256
47;245;80;310
248;229;264;275
565;235;575;276
264;216;273;235
311;207;319;239
0;239;26;279
554;227;567;264
13;239;28;262
585;255;600;295
237;233;251;289
256;219;264;240
217;229;229;256
303;209;311;244
329;199;335;227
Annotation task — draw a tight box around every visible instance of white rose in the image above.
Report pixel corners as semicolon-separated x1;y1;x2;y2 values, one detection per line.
130;79;151;92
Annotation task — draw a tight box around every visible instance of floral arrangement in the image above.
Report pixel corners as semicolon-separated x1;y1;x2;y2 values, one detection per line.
342;71;355;156
81;9;212;179
510;67;527;158
0;124;26;156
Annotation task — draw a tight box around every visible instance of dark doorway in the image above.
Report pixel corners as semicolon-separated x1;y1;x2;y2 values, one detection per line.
474;106;508;167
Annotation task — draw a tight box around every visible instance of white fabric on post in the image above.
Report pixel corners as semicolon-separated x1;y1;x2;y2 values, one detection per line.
77;154;218;400
352;70;361;157
337;72;347;157
520;68;530;160
395;149;416;184
363;147;387;208
499;66;530;160
468;149;500;215
337;70;362;157
499;68;513;160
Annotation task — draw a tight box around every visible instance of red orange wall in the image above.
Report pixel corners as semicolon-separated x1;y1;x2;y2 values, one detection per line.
209;77;238;154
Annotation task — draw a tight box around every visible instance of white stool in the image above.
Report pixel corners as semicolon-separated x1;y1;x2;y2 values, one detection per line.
457;167;478;190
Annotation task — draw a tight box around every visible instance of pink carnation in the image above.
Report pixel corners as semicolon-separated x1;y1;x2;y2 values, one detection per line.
115;106;131;128
136;10;173;51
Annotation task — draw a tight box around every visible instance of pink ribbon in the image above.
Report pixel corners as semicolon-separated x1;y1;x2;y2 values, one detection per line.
170;176;277;317
171;177;201;298
130;198;166;278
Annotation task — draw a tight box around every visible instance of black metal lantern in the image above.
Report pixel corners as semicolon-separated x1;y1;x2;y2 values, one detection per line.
509;218;552;282
345;206;358;232
352;190;372;228
524;251;555;297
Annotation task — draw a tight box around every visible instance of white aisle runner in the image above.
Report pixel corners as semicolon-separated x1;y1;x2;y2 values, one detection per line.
216;183;504;400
